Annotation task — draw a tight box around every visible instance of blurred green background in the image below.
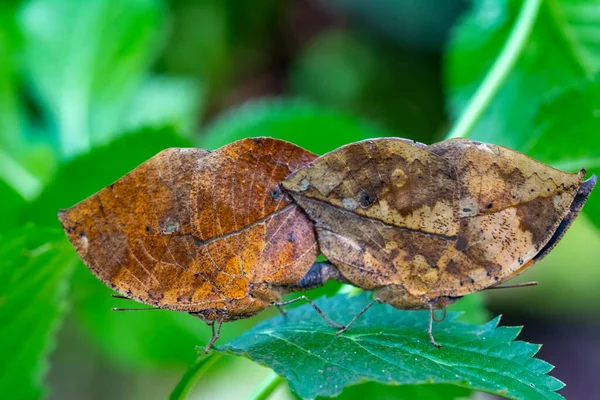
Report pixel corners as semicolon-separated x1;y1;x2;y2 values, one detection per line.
2;0;600;399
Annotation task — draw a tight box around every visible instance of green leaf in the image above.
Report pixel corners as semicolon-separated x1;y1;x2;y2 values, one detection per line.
448;292;490;325
219;293;563;400
0;180;26;234
71;264;211;368
169;353;223;400
0;1;51;200
199;98;391;154
0;1;24;143
19;0;167;157
314;0;464;51
122;76;204;137
0;225;77;399
312;382;471;400
446;0;600;148
526;78;600;228
290;30;446;142
160;0;230;92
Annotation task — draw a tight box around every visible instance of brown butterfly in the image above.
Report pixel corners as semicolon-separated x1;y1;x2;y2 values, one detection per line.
58;138;343;351
282;138;596;347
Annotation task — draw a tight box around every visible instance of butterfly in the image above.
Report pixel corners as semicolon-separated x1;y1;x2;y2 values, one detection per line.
58;138;343;352
282;138;596;346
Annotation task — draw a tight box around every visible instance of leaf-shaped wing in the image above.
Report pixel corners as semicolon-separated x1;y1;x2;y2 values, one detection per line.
283;138;591;307
59;138;318;320
429;138;588;290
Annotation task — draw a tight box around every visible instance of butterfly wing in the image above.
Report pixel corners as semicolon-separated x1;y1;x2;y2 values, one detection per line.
59;138;318;320
282;138;459;301
284;138;590;307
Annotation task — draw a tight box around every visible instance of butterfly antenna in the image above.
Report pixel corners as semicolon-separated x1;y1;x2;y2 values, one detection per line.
112;307;161;311
486;281;538;290
111;294;132;300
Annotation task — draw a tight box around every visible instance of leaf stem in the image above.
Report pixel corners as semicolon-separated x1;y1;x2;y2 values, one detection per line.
249;372;285;400
446;0;542;139
169;353;223;400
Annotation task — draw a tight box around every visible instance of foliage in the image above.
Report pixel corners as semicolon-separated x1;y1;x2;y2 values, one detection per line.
528;79;600;229
446;0;600;149
0;226;77;399
0;0;598;399
219;293;563;400
200;98;391;153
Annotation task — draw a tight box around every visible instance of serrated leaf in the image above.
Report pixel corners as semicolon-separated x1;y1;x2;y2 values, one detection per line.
18;0;167;157
312;381;471;400
218;293;563;400
0;225;77;399
446;0;600;149
199;98;391;154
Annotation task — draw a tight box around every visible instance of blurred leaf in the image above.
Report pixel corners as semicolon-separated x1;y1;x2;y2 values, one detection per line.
162;0;283;108
448;292;490;325
219;293;563;400
162;0;230;93
28;126;190;227
19;0;167;157
526;78;600;228
291;31;377;109
122;76;204;136
71;264;209;368
200;98;391;154
0;1;53;200
169;353;223;400
290;30;445;142
446;0;600;149
0;181;26;233
0;1;24;145
318;0;466;51
0;225;77;399
0;149;43;201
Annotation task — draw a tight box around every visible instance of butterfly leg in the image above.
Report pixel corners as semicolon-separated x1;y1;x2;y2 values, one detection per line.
274;296;344;329
275;305;288;317
428;303;442;348
204;319;224;354
335;298;381;336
